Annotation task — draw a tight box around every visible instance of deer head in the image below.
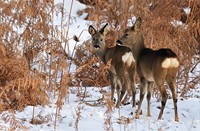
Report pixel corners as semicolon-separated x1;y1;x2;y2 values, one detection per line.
117;17;143;48
88;23;108;50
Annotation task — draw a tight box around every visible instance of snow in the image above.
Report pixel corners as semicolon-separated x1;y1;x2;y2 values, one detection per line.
0;87;200;131
0;0;200;131
54;0;91;53
183;7;191;15
171;20;184;27
54;0;92;73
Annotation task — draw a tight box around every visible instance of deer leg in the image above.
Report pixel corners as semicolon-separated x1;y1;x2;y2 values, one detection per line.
120;77;126;103
115;78;121;108
115;64;127;108
167;78;179;122
158;85;168;120
128;65;136;107
170;83;179;122
109;72;115;102
147;82;153;117
135;78;148;119
115;75;127;108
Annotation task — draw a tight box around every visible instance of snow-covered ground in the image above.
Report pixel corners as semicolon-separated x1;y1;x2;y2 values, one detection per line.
0;86;200;131
54;0;91;48
54;0;92;73
0;0;199;131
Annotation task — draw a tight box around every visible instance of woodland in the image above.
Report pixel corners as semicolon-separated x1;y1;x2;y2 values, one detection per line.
0;0;199;130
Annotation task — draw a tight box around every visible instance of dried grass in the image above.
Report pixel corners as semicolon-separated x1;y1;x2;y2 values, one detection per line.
0;43;48;111
0;111;28;130
76;0;200;99
0;0;68;129
0;0;199;129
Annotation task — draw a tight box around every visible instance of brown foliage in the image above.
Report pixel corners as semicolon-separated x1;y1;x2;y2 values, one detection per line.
73;41;110;87
75;0;200;98
0;0;199;129
0;111;28;130
0;0;67;112
0;44;48;111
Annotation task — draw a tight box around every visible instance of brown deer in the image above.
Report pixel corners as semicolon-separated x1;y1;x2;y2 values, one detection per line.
117;17;179;121
88;23;136;108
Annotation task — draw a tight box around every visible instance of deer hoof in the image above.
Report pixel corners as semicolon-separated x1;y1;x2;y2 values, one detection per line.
147;111;151;117
135;115;140;119
115;104;120;108
175;117;179;122
147;114;151;117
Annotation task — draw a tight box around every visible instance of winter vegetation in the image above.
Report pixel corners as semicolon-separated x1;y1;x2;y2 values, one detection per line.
0;0;199;130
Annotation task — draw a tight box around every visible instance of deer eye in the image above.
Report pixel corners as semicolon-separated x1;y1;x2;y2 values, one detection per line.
125;33;129;38
100;38;103;41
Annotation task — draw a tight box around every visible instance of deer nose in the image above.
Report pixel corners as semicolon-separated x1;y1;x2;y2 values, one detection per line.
116;40;123;45
94;44;100;49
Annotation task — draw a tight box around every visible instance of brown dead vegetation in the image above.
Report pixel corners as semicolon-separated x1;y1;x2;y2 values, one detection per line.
0;0;199;129
0;0;61;112
0;0;198;108
76;0;200;97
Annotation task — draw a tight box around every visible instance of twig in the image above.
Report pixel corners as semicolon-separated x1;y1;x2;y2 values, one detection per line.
65;0;74;53
81;86;87;101
68;29;87;73
190;60;200;73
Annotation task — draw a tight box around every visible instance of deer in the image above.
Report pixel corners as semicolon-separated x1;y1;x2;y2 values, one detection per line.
117;17;179;122
88;23;136;108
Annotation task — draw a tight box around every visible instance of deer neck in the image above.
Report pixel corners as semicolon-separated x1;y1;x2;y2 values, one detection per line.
131;34;145;61
96;47;108;63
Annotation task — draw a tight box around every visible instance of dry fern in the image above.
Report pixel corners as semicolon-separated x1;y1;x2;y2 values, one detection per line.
0;75;48;111
0;111;28;130
76;0;200;96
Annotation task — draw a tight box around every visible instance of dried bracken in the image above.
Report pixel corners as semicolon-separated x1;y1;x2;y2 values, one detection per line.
76;0;200;98
0;0;199;129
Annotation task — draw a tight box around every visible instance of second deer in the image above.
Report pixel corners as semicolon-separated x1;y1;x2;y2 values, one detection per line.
117;17;179;121
88;24;136;108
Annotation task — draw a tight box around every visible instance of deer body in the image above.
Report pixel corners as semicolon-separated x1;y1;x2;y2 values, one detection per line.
88;24;136;108
117;17;179;121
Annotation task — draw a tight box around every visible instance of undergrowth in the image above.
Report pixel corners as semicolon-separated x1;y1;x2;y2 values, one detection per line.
0;0;199;130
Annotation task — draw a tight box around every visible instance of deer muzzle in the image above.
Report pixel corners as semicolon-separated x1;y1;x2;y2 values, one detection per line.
94;44;100;49
116;40;123;45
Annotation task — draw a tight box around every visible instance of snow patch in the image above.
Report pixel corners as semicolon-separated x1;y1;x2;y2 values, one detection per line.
183;7;191;14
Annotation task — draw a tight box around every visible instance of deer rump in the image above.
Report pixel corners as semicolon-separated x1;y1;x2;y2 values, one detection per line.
137;48;179;82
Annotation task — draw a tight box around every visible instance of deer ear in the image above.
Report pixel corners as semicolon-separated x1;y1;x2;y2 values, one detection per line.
99;23;108;35
131;17;142;31
135;17;142;30
88;25;96;35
